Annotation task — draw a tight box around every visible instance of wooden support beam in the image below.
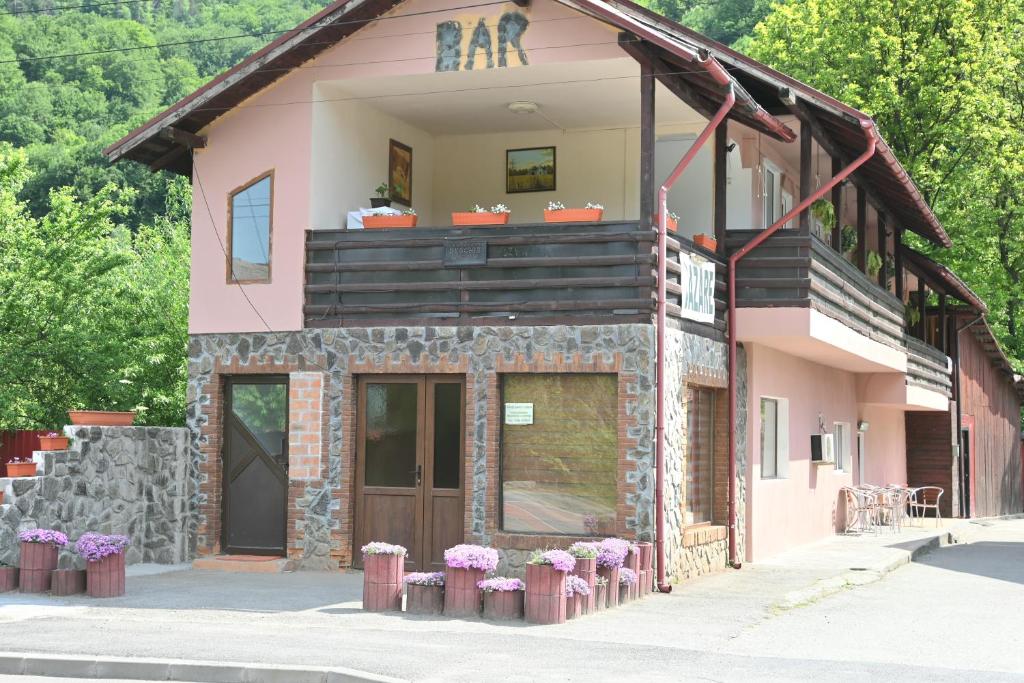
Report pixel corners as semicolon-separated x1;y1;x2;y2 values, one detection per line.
799;121;812;234
830;156;843;252
713;124;728;255
917;278;927;340
856;185;867;272
159;127;206;149
894;225;905;300
149;145;187;172
618;35;722;121
640;61;655;230
939;294;948;354
877;213;888;290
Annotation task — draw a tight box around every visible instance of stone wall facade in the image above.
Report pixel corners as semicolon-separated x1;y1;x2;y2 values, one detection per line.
0;426;190;568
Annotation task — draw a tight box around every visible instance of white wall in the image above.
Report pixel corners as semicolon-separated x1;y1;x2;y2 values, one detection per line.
655;135;712;239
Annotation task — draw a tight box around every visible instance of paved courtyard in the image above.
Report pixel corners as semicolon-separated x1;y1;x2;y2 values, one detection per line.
0;519;1021;682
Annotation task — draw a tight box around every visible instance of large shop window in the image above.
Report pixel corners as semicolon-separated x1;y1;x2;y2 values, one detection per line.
760;396;790;479
685;386;716;525
229;172;273;283
501;374;617;536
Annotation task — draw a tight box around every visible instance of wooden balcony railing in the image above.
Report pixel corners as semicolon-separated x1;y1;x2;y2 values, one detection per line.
304;221;725;335
905;335;952;396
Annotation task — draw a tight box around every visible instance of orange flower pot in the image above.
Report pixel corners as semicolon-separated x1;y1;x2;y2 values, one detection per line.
544;208;604;223
362;214;418;229
68;410;135;426
6;462;37;478
653;215;678;232
38;435;69;451
451;212;510;226
694;234;718;252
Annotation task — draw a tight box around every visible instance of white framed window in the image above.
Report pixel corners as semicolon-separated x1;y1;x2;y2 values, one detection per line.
781;190;794;229
760;396;789;479
833;422;851;472
762;159;783;228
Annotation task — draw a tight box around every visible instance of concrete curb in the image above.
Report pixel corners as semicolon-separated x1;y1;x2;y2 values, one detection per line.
0;652;407;683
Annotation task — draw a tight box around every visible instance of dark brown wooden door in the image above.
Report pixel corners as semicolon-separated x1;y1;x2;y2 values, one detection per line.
223;377;289;555
355;376;465;570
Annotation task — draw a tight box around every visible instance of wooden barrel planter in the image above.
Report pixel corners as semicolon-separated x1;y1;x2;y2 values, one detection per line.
570;557;597;615
444;567;485;617
0;567;18;592
51;569;86;596
86;553;126;598
637;542;653;596
406;584;444;615
625;548;640;601
597;566;620;608
482;590;524;620
619;583;631;605
594;582;607;611
19;542;59;593
362;553;404;612
565;593;584;620
525;563;567;625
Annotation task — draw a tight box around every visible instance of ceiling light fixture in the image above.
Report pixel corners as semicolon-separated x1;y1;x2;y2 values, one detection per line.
507;101;539;115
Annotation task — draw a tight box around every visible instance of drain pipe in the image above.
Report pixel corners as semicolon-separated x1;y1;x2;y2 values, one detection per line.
655;82;735;594
726;118;879;568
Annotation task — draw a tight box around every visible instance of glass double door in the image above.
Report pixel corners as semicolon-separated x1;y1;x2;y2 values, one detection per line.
355;376;465;570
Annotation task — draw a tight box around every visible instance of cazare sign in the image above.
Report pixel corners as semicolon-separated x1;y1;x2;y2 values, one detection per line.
677;252;716;324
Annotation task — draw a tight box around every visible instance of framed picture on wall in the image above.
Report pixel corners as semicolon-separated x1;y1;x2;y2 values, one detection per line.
506;146;556;193
388;139;412;205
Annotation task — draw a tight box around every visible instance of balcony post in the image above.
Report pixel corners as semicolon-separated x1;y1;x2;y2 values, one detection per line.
713;125;728;255
939;293;948;353
830;157;843;252
894;226;905;300
877;213;888;290
856;185;867;272
799;122;812;234
917;278;927;340
640;61;655;230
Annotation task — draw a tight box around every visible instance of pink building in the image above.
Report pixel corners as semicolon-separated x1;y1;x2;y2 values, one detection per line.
105;0;976;579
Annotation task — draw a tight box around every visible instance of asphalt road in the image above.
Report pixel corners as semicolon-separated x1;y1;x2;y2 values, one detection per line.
0;520;1021;682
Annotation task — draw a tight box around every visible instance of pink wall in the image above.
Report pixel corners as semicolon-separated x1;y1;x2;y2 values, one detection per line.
743;343;907;562
188;0;621;334
859;405;907;486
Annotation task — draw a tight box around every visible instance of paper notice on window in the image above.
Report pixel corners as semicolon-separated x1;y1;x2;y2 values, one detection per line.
504;403;534;425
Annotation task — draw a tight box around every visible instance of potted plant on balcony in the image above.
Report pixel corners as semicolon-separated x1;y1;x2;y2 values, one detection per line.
0;562;17;592
18;528;68;593
363;208;418;229
656;211;680;232
544;201;604;223
6;457;36;478
452;204;510;226
371;182;392;209
596;538;629;608
867;251;883;279
443;544;498;617
564;574;590;620
67;410;135;426
594;575;609;611
479;577;525;620
404;571;445;615
811;199;836;236
840;225;857;257
76;532;130;598
525;549;575;625
906;303;922;328
693;233;718;252
568;541;598;614
38;432;69;451
361;542;406;612
618;567;638;604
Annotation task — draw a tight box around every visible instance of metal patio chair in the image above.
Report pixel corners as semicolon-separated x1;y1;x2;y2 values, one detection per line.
841;486;878;534
908;486;944;527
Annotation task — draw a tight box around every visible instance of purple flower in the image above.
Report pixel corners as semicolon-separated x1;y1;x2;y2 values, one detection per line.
565;574;591;597
619;568;638;585
18;529;68;546
74;533;129;562
360;542;407;557
596;538;630;568
405;571;445;586
568;542;599;559
477;577;524;592
444;544;499;572
529;549;575;572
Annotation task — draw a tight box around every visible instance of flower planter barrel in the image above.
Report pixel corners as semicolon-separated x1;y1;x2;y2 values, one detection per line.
0;567;18;592
597;566;620;608
525;564;567;625
86;552;125;598
482;591;524;621
571;557;597;614
619;584;630;605
565;593;584;620
444;567;484;617
594;583;607;611
406;584;444;615
625;549;640;600
51;569;86;596
637;543;653;596
19;542;58;593
362;554;403;612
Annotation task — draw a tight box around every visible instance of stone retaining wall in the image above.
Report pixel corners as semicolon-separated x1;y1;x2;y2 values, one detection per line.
0;426;190;568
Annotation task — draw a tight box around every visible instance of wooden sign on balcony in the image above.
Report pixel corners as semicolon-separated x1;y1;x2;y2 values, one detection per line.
443;239;487;267
679;252;716;324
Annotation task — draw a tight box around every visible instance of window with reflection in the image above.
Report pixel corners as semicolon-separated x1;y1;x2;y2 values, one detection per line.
229;173;272;282
500;374;617;535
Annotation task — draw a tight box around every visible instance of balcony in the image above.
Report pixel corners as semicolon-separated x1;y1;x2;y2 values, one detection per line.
726;230;952;399
304;221;725;335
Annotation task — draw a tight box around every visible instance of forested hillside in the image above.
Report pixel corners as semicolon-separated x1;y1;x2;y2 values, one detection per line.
0;0;1019;430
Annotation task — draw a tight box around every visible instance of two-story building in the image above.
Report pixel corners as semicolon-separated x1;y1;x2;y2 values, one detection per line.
105;0;1007;582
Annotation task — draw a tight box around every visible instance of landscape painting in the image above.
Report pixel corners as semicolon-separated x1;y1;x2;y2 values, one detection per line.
388;139;412;205
506;146;555;193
